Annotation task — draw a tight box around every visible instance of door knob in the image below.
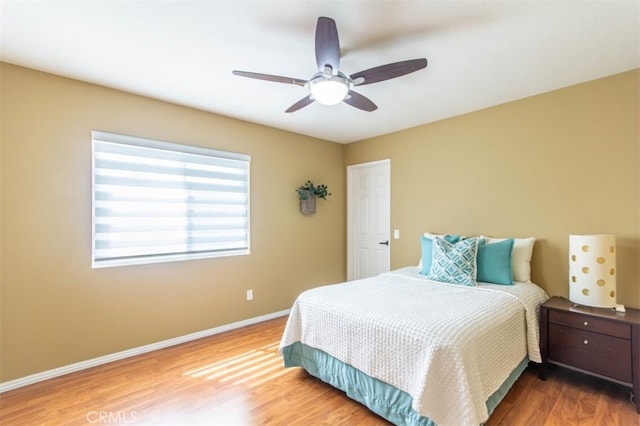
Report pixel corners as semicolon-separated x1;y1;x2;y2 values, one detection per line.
379;241;389;246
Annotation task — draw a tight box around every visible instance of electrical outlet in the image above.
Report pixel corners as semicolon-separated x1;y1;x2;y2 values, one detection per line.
246;289;253;301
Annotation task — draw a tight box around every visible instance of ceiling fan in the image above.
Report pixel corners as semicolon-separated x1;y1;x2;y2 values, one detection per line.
232;17;428;113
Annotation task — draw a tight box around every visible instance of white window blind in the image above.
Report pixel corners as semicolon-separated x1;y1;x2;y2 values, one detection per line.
92;130;250;268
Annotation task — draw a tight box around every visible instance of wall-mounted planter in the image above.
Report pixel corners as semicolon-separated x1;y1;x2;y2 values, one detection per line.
300;193;317;215
296;180;330;215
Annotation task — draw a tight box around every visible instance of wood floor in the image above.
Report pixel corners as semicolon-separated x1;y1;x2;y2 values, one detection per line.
1;316;638;425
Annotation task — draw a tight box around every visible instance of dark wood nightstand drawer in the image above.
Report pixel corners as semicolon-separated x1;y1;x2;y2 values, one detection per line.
549;323;632;382
549;309;630;339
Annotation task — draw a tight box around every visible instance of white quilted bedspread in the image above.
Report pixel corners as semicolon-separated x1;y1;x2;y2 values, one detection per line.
279;267;548;426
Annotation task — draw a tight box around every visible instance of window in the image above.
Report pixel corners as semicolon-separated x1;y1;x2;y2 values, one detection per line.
92;131;250;268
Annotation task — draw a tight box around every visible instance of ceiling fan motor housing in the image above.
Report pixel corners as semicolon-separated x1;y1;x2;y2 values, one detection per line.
308;71;351;105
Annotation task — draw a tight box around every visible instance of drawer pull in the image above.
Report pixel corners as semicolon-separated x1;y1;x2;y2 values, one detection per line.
583;321;588;326
584;340;589;345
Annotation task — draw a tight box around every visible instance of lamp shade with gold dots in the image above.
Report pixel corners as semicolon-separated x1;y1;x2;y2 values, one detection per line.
569;234;616;308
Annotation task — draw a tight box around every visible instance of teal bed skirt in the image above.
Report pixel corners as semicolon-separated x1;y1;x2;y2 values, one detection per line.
282;342;529;426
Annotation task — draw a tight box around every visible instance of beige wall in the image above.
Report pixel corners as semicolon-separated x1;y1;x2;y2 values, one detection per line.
1;63;638;384
0;63;346;382
345;69;639;309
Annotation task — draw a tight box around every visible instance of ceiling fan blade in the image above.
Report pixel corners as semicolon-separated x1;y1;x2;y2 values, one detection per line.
232;70;307;87
343;90;377;112
315;17;340;74
285;96;315;113
350;58;427;86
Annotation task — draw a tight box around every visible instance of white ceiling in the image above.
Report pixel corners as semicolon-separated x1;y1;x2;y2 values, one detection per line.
1;1;639;143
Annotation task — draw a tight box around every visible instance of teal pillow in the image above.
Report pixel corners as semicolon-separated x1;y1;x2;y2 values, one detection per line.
477;238;514;285
426;237;479;286
420;234;461;275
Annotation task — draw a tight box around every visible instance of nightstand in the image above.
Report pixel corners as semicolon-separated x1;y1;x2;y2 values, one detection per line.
540;296;640;413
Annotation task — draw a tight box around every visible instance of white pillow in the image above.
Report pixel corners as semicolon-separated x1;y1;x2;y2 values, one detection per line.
486;236;536;282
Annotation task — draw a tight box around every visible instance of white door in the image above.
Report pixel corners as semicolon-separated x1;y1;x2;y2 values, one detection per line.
347;160;391;280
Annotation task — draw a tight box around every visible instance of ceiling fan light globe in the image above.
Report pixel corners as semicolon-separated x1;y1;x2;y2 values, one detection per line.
310;77;349;105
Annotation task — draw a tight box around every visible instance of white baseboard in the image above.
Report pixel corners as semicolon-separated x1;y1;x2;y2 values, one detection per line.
0;309;290;393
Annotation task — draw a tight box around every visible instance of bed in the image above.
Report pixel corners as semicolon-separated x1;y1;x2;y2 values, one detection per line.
279;240;549;426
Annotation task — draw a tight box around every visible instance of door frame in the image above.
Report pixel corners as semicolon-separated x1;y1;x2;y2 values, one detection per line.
346;159;391;281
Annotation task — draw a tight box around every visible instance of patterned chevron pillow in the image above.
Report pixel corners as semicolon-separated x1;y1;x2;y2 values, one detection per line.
427;237;479;286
